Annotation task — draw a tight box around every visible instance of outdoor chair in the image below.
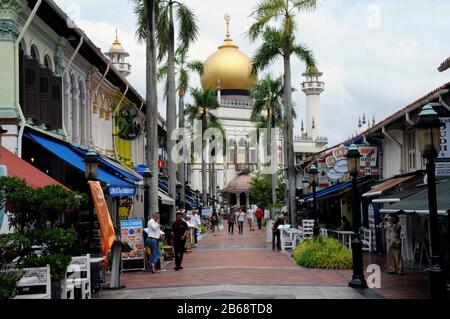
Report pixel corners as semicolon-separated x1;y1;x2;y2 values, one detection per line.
320;228;328;237
66;254;91;299
14;265;51;299
302;220;315;239
362;229;372;253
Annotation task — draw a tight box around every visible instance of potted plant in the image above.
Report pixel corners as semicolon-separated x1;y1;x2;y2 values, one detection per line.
24;253;72;299
0;177;35;233
24;228;77;299
0;233;30;299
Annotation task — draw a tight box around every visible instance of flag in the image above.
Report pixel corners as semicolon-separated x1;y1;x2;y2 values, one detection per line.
88;181;115;268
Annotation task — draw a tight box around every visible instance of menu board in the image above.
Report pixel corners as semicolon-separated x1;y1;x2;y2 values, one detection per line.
120;219;144;260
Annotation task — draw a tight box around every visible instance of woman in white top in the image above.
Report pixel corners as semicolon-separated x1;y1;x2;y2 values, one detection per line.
237;209;245;235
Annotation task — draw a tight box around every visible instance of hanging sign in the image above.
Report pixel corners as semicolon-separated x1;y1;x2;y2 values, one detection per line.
327;168;345;181
318;159;329;188
333;158;348;173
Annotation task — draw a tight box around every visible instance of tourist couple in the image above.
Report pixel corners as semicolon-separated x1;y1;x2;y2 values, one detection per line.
145;212;190;273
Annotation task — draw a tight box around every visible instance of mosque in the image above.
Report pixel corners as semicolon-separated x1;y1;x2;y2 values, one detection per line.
188;15;328;209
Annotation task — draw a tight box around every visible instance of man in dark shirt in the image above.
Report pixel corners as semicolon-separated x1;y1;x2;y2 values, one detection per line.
272;214;285;250
171;212;189;271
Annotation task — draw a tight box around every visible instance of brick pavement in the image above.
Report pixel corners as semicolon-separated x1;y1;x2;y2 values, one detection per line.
99;223;435;299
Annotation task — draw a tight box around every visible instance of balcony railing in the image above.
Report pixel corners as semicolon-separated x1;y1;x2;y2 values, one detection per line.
235;163;258;173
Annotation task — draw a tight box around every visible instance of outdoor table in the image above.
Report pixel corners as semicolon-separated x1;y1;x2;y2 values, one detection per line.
89;257;104;292
327;229;354;249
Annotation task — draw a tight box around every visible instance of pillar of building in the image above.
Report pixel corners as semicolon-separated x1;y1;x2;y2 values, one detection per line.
0;0;27;153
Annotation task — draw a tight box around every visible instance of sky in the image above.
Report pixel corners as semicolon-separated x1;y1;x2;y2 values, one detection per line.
54;0;450;146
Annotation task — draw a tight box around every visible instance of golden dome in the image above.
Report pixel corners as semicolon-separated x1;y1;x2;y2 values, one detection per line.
109;29;128;56
201;15;256;92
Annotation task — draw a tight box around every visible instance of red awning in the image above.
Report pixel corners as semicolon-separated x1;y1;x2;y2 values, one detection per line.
0;146;65;189
362;175;417;198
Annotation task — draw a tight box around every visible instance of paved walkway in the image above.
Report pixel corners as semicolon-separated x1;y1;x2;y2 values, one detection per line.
96;223;432;299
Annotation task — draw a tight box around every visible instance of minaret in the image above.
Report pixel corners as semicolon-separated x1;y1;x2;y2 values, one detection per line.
105;29;132;77
301;66;324;140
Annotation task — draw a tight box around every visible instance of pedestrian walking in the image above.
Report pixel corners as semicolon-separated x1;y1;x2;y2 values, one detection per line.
210;212;219;236
147;213;162;273
170;212;189;271
272;214;285;250
255;207;263;230
237;208;245;235
191;210;201;245
246;206;255;231
379;214;403;275
227;209;236;235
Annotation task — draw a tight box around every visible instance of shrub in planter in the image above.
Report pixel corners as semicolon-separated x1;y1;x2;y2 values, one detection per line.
23;228;77;299
0;177;36;232
0;270;25;300
0;233;30;299
24;253;72;299
33;185;86;225
31;228;77;255
292;236;353;269
262;219;268;227
200;226;208;234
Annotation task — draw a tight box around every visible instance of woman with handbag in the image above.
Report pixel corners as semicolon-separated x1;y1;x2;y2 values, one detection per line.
379;214;403;275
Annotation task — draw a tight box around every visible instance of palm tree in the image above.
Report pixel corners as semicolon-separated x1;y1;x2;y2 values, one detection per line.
134;0;159;216
248;0;318;227
158;48;203;210
206;116;225;207
135;0;198;222
250;75;284;206
185;88;221;206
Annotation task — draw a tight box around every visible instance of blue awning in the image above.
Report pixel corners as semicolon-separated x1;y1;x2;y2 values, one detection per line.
25;131;136;197
302;176;372;202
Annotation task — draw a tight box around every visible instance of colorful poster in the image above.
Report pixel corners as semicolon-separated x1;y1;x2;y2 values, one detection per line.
120;219;144;260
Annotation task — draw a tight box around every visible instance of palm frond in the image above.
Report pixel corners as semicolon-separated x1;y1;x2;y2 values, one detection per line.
292;43;316;68
187;60;204;76
248;0;285;42
133;0;147;42
156;2;170;61
292;0;319;12
157;61;168;81
176;2;199;51
177;68;189;94
251;27;283;75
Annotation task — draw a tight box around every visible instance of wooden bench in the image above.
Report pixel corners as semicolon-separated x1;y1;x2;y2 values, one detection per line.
14;265;51;299
66;254;91;299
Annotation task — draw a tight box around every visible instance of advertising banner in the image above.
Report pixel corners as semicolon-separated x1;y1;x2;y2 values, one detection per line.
437;118;450;177
320;145;379;182
317;159;329;188
88;181;115;268
120;219;144;260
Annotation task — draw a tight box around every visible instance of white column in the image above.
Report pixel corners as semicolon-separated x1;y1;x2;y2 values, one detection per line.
306;94;321;140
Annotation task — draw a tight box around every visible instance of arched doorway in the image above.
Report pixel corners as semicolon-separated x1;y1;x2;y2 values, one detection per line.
240;192;247;208
230;193;237;206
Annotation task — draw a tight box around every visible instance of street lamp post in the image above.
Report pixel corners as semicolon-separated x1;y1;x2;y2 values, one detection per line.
83;149;99;250
143;168;152;226
416;103;447;299
176;181;183;211
308;164;320;236
346;144;367;288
